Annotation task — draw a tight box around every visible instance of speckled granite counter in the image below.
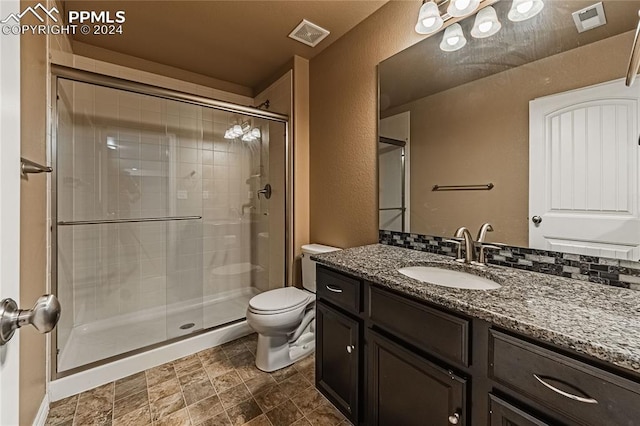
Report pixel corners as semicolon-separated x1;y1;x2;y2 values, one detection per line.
312;244;640;375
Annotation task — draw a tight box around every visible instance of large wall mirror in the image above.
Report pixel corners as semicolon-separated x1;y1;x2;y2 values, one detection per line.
378;0;640;259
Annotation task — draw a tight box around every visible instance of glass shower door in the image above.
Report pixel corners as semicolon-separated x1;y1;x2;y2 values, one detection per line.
54;74;287;374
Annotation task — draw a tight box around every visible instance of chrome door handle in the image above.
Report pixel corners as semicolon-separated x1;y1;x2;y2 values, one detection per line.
346;345;354;354
257;183;272;199
21;157;52;175
448;412;461;425
0;295;61;345
533;374;598;404
532;215;542;225
325;285;343;293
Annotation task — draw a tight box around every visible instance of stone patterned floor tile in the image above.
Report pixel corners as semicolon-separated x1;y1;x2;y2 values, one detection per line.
46;334;345;426
265;400;304;426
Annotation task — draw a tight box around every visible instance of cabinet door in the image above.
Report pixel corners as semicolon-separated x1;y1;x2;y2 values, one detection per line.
367;329;466;426
489;394;550;426
316;301;360;423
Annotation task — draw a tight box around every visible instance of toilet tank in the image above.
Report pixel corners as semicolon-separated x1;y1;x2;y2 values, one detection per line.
301;244;341;292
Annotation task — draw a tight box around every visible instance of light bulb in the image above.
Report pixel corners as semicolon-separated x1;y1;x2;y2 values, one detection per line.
251;128;261;138
440;23;466;52
422;16;437;27
455;0;470;10
478;21;493;33
508;0;544;21
415;1;443;34
447;36;460;46
447;0;479;17
471;6;501;38
232;124;242;136
516;0;533;13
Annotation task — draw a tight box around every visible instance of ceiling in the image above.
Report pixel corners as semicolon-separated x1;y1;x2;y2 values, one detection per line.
380;0;640;111
64;0;387;90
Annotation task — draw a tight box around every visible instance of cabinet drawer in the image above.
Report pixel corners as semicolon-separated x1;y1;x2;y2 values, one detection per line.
368;285;469;366
490;330;640;426
489;394;550;426
317;266;361;313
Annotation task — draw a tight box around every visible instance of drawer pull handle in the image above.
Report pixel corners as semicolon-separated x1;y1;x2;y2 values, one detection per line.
533;374;598;404
325;285;343;293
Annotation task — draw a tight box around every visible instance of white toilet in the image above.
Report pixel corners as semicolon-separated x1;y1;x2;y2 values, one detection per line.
246;243;341;372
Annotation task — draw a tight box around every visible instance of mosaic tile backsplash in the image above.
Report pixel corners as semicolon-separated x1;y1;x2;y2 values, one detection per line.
379;230;640;291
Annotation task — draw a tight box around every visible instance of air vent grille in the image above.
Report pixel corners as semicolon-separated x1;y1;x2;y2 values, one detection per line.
572;2;607;33
288;19;330;47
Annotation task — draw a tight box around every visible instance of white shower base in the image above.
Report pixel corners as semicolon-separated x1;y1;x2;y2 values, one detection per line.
58;286;259;372
50;320;253;402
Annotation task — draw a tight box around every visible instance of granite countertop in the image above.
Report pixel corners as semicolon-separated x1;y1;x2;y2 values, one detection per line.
312;244;640;375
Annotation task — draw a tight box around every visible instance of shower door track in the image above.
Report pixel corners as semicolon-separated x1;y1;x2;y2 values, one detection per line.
58;216;202;226
50;64;292;380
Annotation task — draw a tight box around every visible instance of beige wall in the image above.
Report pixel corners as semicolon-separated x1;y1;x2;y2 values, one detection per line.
72;41;253;98
309;2;422;248
292;56;310;285
20;1;48;423
383;30;633;247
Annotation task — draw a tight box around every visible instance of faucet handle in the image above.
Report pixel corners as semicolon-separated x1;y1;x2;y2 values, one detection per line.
444;239;464;261
478;244;501;264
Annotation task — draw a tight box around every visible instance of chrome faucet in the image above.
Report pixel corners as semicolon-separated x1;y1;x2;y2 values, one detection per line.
454;227;476;263
452;225;500;265
476;223;493;243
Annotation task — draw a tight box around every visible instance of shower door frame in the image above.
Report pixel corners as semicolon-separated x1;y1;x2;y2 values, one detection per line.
50;64;291;380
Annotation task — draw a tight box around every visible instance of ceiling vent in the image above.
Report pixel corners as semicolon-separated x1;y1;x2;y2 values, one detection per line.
288;19;330;47
572;2;607;33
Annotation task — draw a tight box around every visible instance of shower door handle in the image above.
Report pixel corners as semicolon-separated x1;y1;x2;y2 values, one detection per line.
257;184;272;200
0;294;61;345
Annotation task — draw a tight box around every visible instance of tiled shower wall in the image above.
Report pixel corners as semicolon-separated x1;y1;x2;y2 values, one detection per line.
56;78;268;355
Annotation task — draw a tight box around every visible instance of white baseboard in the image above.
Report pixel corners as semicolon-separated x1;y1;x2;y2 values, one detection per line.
32;394;49;426
49;321;252;402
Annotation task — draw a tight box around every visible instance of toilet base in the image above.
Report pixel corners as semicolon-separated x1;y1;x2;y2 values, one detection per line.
255;330;315;372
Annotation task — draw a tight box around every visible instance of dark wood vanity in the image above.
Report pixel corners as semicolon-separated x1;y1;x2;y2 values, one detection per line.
314;264;640;426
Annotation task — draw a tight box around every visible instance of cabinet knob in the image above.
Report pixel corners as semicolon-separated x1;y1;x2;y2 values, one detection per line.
448;412;460;425
346;345;354;354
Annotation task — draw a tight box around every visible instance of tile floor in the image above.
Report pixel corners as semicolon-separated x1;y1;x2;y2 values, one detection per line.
46;334;349;426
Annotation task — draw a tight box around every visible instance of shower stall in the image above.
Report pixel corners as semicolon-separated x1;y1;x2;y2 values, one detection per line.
52;66;288;376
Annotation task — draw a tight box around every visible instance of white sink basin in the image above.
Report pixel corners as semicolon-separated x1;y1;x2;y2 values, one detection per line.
398;266;501;290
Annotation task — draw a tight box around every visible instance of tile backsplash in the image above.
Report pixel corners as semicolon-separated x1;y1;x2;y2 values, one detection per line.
379;230;640;291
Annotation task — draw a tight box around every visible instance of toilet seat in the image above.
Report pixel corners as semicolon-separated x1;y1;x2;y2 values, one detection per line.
248;287;313;315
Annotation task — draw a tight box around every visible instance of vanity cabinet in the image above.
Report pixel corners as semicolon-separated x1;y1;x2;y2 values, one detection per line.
488;395;549;426
315;265;640;426
367;328;466;426
490;330;640;425
316;266;363;424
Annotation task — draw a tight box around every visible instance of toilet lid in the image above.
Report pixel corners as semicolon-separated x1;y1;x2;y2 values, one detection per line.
249;287;312;313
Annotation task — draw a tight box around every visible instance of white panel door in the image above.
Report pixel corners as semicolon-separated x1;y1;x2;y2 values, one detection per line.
0;0;22;423
530;79;640;260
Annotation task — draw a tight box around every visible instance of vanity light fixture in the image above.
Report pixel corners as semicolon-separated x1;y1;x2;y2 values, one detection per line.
447;0;481;18
471;6;501;38
224;121;261;142
508;0;545;22
415;1;444;34
440;23;467;52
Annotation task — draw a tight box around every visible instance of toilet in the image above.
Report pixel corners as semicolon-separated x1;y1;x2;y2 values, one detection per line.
246;243;341;372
